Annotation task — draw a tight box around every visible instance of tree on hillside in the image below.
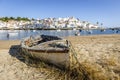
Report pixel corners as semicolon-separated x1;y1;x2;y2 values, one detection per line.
16;17;21;21
2;17;9;22
10;17;15;20
0;16;30;22
32;18;35;21
22;17;30;21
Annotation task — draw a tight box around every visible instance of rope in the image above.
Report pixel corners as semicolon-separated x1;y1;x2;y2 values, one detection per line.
68;40;91;80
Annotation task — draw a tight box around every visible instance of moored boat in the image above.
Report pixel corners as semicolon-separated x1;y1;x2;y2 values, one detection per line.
57;29;61;32
21;35;70;69
8;32;18;36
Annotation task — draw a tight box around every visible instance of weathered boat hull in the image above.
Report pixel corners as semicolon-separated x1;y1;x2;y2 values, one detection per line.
21;48;70;69
21;35;70;69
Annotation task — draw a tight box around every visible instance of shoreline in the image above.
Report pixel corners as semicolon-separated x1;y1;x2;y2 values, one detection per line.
0;27;119;30
0;34;120;49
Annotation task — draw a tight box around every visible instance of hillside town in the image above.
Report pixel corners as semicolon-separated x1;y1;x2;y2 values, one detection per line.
0;17;99;30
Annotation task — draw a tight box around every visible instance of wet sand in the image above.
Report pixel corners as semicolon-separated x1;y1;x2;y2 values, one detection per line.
0;40;20;49
0;34;120;80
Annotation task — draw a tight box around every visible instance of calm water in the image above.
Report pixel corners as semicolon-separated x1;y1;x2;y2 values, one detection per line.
0;29;120;40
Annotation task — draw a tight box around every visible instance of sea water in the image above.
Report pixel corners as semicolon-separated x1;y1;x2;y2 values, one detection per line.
0;29;120;40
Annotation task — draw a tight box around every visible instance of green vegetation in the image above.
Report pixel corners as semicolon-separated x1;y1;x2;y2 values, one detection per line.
0;16;30;22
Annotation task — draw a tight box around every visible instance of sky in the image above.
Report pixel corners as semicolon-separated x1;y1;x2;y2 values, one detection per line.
0;0;120;27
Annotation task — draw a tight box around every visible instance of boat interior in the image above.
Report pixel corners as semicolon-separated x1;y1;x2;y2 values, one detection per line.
21;35;69;50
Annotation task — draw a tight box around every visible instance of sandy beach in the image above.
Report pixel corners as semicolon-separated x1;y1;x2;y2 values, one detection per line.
0;34;120;80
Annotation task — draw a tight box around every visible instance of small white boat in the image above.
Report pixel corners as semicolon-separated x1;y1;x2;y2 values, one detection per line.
73;28;76;31
8;32;18;36
57;29;61;32
33;30;36;32
75;32;80;36
101;29;106;32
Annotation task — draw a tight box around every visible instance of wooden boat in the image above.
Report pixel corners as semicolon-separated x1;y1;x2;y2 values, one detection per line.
21;35;70;69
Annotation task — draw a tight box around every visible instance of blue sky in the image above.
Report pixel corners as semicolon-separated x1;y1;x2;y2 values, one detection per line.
0;0;120;27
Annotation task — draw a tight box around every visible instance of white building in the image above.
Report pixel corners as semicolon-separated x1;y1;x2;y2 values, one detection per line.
0;17;99;29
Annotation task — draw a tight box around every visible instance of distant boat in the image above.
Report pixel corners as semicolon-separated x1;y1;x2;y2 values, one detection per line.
33;30;36;32
75;31;80;36
100;29;106;32
88;30;92;34
116;30;119;33
79;29;82;32
21;35;70;69
57;29;61;32
7;31;19;36
73;28;76;31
